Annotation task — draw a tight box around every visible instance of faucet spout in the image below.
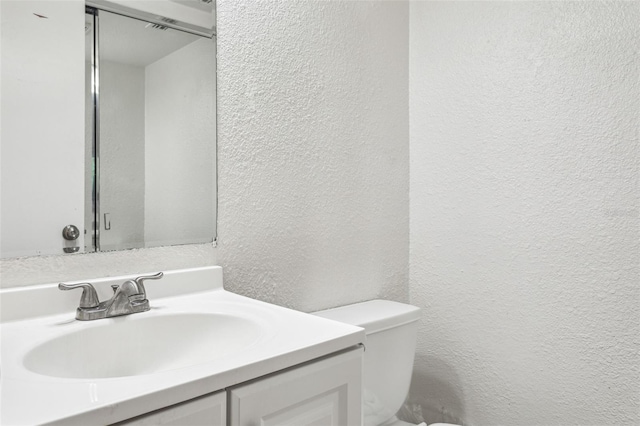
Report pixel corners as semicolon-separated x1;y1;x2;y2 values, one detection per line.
105;280;147;317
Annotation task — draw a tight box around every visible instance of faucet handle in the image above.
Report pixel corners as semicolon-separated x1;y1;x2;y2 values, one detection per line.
58;282;99;308
133;272;164;297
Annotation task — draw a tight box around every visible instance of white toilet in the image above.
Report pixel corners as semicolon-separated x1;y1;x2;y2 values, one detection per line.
314;300;460;426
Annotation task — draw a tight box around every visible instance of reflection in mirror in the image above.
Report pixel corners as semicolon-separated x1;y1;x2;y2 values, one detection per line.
87;8;216;252
86;12;96;253
0;1;216;259
1;0;85;258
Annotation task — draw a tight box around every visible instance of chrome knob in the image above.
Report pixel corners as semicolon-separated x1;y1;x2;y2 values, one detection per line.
58;282;99;308
133;272;164;298
62;225;80;241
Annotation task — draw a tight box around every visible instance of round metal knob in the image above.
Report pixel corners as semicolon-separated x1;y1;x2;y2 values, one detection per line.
62;225;80;241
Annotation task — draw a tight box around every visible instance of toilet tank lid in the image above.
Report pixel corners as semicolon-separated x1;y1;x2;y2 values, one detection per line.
313;300;420;335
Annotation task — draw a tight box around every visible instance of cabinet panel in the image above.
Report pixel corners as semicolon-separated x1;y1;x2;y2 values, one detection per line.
1;0;85;258
229;348;363;426
114;391;225;426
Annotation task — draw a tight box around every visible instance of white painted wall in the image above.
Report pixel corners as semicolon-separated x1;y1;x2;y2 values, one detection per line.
99;60;146;251
215;0;409;311
144;38;216;247
1;0;85;257
409;2;639;425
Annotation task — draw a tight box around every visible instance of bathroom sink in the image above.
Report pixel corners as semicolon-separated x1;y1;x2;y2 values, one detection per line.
2;266;365;425
23;312;264;379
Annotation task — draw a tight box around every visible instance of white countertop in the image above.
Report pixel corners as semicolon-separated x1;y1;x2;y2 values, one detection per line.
0;266;365;425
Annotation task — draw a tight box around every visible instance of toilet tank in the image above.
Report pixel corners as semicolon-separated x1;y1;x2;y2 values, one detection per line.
313;300;420;419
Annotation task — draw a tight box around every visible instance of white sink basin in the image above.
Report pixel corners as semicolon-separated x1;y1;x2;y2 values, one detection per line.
23;313;264;379
1;266;365;426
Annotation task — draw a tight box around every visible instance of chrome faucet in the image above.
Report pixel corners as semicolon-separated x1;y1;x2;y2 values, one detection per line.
59;272;163;321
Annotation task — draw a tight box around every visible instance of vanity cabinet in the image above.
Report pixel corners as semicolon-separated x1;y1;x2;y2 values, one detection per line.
114;391;226;426
229;348;362;426
0;266;366;425
114;348;362;426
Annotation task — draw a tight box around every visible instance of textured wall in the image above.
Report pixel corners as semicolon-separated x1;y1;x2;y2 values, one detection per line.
0;243;216;288
409;2;639;425
216;0;409;312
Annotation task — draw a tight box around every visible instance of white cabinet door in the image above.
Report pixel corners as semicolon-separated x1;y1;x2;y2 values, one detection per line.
0;0;86;258
229;348;363;426
115;391;225;426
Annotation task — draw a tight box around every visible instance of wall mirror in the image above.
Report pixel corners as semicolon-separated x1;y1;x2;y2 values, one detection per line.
0;0;216;259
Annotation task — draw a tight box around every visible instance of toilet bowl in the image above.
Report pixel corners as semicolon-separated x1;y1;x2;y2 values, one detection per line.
313;300;460;426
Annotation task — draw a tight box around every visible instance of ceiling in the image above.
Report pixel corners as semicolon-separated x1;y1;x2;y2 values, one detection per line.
86;10;201;67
